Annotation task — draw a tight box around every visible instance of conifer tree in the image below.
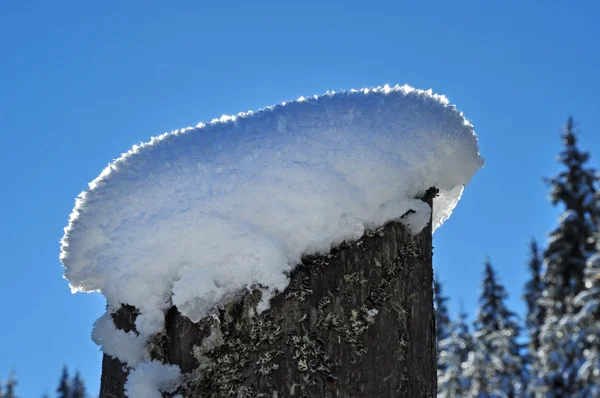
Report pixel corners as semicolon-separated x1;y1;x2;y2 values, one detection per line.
535;118;600;396
435;277;452;343
56;367;70;398
464;260;524;397
71;371;86;398
438;310;473;397
542;117;598;310
572;246;600;396
523;238;545;354
523;238;544;395
434;276;452;374
455;310;473;365
4;372;16;398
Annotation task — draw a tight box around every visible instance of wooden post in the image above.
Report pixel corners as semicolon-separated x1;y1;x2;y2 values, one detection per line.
100;189;437;397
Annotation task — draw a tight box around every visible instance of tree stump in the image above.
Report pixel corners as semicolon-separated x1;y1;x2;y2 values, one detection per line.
100;189;437;398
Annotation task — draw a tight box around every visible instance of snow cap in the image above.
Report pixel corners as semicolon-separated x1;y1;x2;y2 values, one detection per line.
61;85;483;363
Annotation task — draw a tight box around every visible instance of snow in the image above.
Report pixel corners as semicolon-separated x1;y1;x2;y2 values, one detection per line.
437;319;473;397
124;361;181;398
60;84;482;395
91;313;147;365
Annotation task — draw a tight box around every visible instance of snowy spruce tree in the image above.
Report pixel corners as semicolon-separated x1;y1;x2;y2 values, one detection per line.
523;239;545;354
464;260;524;398
571;241;600;396
535;117;600;396
437;310;473;397
435;276;453;373
542;117;599;308
522;238;544;392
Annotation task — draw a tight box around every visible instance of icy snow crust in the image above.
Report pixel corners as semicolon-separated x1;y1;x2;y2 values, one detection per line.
61;85;482;374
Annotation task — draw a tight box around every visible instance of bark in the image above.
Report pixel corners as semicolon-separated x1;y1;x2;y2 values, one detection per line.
99;305;139;398
100;189;437;398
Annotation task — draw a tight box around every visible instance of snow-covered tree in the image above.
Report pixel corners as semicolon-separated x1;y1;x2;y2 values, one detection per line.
435;276;452;373
464;260;524;397
535;118;600;396
572;246;600;396
523;239;545;354
523;238;544;394
437;310;473;397
543;117;599;309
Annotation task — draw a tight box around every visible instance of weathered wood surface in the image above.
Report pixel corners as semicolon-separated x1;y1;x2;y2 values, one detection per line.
100;191;436;398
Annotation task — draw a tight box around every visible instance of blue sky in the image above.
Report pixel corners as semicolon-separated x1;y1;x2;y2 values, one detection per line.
1;1;599;396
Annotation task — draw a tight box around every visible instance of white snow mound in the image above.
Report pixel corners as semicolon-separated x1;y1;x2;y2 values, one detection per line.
61;84;482;364
124;361;181;398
